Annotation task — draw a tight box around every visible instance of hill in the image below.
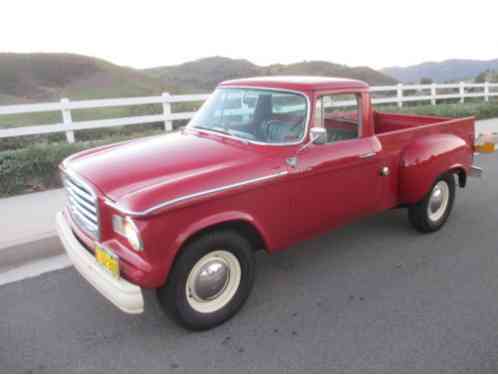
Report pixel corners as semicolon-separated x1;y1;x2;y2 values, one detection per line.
144;57;261;93
143;56;398;92
0;54;396;106
382;59;498;83
0;53;167;105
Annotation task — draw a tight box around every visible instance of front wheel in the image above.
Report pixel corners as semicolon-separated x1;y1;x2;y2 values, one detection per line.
408;173;456;233
157;230;255;330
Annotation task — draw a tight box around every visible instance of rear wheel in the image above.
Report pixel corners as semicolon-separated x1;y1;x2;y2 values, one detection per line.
408;173;455;233
157;230;255;330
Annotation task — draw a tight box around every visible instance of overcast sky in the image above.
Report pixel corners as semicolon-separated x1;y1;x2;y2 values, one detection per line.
2;0;497;69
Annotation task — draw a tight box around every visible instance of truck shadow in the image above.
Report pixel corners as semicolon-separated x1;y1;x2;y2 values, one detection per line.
143;208;417;330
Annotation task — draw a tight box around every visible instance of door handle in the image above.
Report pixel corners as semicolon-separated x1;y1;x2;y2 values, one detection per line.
359;151;377;159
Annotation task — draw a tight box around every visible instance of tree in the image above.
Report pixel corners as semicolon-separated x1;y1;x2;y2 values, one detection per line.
475;70;489;83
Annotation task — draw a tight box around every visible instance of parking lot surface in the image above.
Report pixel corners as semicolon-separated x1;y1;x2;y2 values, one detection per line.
1;153;498;371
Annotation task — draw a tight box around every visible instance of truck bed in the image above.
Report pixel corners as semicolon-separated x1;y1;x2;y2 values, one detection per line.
374;112;452;134
374;111;475;147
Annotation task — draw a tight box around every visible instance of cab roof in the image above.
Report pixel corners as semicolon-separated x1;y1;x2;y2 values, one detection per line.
219;76;369;92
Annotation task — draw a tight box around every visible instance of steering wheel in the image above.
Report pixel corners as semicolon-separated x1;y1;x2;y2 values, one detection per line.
260;120;281;141
262;119;304;142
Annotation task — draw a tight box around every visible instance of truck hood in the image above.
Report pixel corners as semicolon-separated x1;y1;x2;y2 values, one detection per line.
65;131;286;213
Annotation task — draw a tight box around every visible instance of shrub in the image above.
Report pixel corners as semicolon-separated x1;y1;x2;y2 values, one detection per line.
0;142;89;196
0;130;163;197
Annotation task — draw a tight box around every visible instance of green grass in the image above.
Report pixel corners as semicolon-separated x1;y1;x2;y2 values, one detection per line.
0;101;196;151
376;99;498;120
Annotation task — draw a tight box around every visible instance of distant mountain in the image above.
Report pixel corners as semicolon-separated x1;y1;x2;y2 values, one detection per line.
143;56;398;92
0;53;167;104
382;59;498;83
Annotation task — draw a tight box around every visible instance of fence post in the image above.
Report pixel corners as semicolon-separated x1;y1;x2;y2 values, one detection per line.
162;92;173;132
484;81;489;102
431;83;436;105
61;98;74;143
459;82;465;104
397;83;403;108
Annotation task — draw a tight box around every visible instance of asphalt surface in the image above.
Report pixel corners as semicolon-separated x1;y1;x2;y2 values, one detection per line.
2;153;498;371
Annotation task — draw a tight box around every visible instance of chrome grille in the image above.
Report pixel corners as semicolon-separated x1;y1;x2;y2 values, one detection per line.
63;171;100;239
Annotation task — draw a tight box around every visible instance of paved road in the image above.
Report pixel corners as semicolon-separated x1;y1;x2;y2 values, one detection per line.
2;153;498;371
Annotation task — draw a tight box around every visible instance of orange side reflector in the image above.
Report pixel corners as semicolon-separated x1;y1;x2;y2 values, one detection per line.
475;143;496;153
475;133;498;153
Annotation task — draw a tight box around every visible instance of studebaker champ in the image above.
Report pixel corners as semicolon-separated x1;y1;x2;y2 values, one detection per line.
56;76;481;330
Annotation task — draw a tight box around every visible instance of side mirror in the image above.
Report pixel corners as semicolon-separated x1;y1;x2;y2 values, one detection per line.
297;127;327;154
310;127;327;145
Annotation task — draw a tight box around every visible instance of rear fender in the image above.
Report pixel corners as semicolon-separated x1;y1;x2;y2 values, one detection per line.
399;133;472;204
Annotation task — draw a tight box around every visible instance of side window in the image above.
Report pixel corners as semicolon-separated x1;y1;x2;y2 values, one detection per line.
314;94;361;143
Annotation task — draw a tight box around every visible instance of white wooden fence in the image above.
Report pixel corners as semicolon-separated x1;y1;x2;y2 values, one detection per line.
1;82;497;144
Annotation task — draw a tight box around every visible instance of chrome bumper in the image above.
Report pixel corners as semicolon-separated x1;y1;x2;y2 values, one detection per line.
55;212;144;314
469;165;483;178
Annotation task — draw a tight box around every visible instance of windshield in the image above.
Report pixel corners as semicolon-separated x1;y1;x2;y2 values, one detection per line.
188;88;308;144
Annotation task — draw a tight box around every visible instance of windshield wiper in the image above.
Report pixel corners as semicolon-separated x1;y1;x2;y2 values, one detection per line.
194;125;232;136
193;125;251;144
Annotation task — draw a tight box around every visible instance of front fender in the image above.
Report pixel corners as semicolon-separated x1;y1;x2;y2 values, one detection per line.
173;211;270;252
157;211;270;284
399;133;472;204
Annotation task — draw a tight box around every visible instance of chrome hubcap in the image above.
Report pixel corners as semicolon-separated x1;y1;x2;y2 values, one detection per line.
427;181;450;222
186;250;241;314
192;259;230;301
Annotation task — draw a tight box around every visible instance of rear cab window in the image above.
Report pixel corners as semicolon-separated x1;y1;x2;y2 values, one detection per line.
314;93;362;143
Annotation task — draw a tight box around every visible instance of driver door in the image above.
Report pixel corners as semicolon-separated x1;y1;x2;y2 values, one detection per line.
288;92;383;238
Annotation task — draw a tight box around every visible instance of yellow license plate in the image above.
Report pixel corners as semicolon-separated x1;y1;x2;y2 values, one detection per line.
95;245;120;279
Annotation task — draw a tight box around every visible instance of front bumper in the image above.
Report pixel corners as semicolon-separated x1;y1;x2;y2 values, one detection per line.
56;211;144;314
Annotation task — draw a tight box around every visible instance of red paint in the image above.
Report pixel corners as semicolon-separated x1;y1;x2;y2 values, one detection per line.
61;77;475;288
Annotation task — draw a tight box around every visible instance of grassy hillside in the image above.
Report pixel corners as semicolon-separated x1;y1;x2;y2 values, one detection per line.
144;56;398;92
0;53;169;105
145;57;261;93
0;53;396;104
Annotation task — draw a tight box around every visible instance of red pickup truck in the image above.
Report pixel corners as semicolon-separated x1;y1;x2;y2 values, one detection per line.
56;76;481;330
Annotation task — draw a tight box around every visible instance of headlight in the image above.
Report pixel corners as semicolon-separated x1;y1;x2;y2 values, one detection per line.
112;215;143;251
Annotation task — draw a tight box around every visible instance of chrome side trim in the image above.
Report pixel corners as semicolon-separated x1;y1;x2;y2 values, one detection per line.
359;151;377;159
187;86;311;147
105;170;289;217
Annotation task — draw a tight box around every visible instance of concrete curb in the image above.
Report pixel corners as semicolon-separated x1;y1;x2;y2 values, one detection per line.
0;188;65;275
0;232;63;273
